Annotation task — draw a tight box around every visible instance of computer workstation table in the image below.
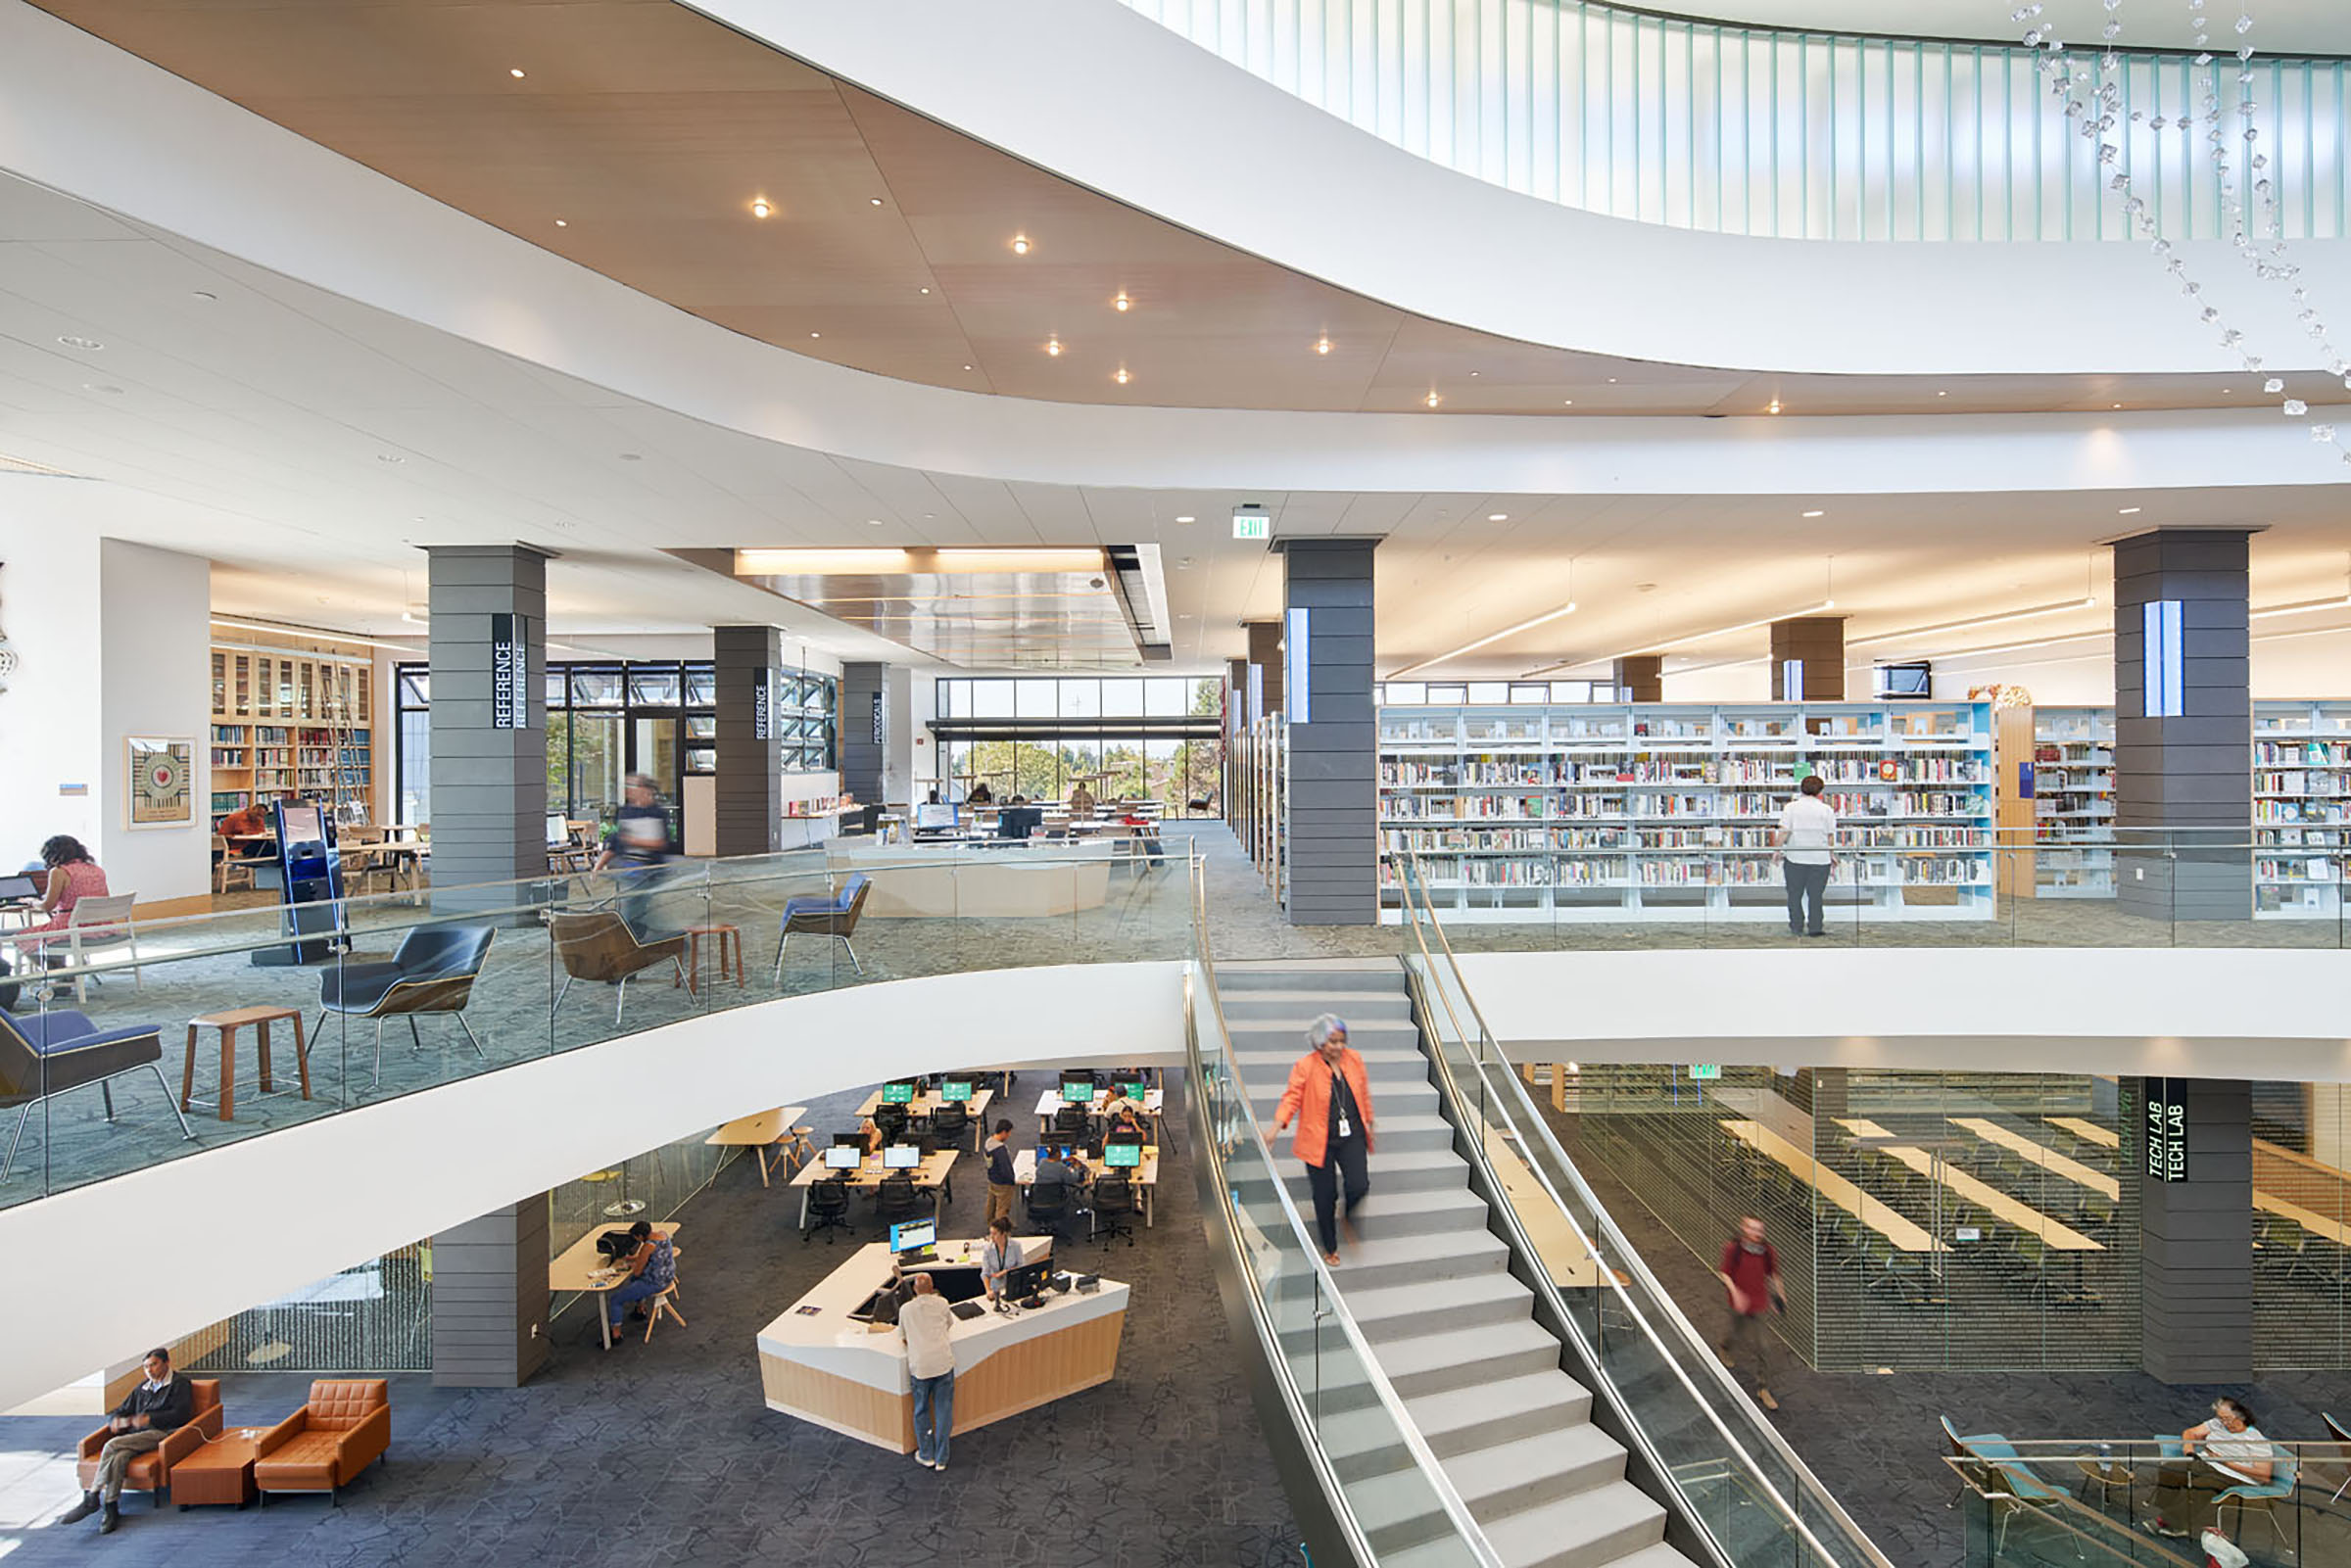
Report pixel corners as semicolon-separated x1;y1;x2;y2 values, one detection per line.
550;1220;682;1352
1014;1147;1159;1227
788;1146;958;1228
1032;1085;1165;1138
755;1239;1128;1454
705;1107;809;1186
854;1085;996;1151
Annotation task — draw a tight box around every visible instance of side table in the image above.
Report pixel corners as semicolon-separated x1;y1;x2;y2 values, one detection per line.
678;924;744;990
172;1431;263;1509
183;1006;311;1122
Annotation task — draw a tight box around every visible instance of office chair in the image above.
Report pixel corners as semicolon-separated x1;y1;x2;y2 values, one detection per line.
875;1104;910;1144
875;1172;925;1227
1054;1102;1093;1144
929;1102;970;1147
1090;1172;1137;1248
1024;1181;1073;1239
803;1179;852;1245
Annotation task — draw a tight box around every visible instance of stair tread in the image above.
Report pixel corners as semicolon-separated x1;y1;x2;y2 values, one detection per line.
1601;1545;1705;1568
1328;1229;1510;1272
1405;1370;1592;1437
1283;1184;1485;1219
1372;1317;1559;1381
1474;1482;1667;1567
1342;1270;1534;1326
1441;1423;1627;1508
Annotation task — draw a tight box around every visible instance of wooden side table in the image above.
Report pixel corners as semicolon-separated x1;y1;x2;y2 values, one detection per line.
183;1006;310;1122
678;924;744;990
171;1431;263;1509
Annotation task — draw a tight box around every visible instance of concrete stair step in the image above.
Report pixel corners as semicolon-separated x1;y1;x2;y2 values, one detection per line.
1341;1270;1535;1342
1405;1370;1595;1456
1343;1468;1457;1558
1220;990;1415;1022
1363;1113;1459;1154
1372;1317;1562;1399
1445;1422;1630;1523
1231;1046;1430;1083
1234;1149;1464;1201
1276;1181;1489;1239
1227;1018;1419;1050
1326;1228;1511;1289
1474;1480;1669;1568
1600;1544;1705;1568
1247;1080;1439;1117
1215;963;1406;993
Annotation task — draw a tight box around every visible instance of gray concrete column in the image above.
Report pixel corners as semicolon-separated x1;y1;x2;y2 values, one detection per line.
431;1197;550;1388
1278;539;1377;926
1613;655;1662;702
426;546;547;911
1244;621;1284;722
712;625;782;858
1223;657;1248;828
2110;529;2254;921
840;662;888;805
1769;618;1847;700
2134;1077;2253;1383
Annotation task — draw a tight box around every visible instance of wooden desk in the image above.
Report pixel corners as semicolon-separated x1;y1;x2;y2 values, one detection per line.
1032;1087;1164;1139
706;1106;809;1187
853;1087;996;1151
1719;1118;1941;1253
550;1220;681;1351
1947;1117;2120;1200
1014;1147;1160;1229
756;1240;1127;1454
789;1148;958;1228
2256;1190;2351;1249
1835;1118;2102;1252
2046;1117;2121;1151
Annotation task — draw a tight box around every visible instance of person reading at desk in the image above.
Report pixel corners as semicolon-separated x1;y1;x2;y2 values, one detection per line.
1105;1099;1149;1143
15;835;109;945
217;798;277;855
2152;1397;2273;1539
899;1272;958;1471
603;1220;675;1346
981;1215;1024;1302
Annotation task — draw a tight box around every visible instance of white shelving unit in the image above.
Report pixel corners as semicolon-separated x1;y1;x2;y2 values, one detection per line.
2031;706;2116;898
2253;699;2351;919
1378;701;1996;925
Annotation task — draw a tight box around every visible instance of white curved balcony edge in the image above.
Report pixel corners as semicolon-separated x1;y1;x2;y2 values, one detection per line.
704;0;2350;376
0;0;2333;501
0;962;1186;1414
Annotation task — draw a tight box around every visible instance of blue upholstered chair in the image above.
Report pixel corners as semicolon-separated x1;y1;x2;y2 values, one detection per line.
0;1006;194;1181
315;924;494;1087
2214;1445;2297;1556
772;875;871;979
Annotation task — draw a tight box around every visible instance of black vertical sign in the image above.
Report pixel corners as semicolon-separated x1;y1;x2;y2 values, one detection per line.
490;613;529;730
871;691;885;746
752;667;773;741
2145;1077;2187;1183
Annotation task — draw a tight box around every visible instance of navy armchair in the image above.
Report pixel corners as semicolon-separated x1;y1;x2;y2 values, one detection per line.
316;925;494;1087
773;875;871;979
0;1007;194;1182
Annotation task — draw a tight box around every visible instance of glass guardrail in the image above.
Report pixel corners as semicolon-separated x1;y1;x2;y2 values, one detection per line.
1185;861;1502;1566
1395;853;1895;1568
1119;0;2351;244
0;840;1191;1208
1387;832;2351;950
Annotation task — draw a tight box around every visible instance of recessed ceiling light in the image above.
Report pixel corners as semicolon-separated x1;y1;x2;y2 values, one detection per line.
1315;337;1331;356
1607;377;1618;384
1044;337;1063;356
1488;513;1509;522
1562;400;1574;406
553;218;567;227
866;518;884;526
1113;293;1131;312
1469;370;1480;377
2118;506;2142;514
1113;366;1130;385
869;197;885;207
1425;391;1441;407
508;67;526;78
919;286;930;294
809;331;820;339
962;364;974;371
1937;390;1947;397
1010;234;1032;255
2112;403;2124;409
377;453;406;464
750;198;774;218
1802;509;1825;518
57;335;102;351
1175;515;1195;523
1767;400;1784;414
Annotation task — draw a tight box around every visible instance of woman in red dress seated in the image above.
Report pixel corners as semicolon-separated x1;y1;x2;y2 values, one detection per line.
16;834;111;944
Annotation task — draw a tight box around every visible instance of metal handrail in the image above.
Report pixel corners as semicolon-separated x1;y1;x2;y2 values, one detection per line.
1396;852;1895;1568
1185;858;1505;1568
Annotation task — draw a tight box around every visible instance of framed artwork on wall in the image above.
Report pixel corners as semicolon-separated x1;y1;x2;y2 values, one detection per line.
126;736;195;829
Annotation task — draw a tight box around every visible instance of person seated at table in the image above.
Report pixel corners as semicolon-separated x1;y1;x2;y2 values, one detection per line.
980;1214;1024;1302
1105;1099;1150;1143
967;781;993;807
216;798;277;853
2151;1396;2273;1538
603;1219;676;1345
15;835;109;944
1032;1143;1090;1229
58;1347;194;1535
1067;782;1095;818
858;1114;888;1156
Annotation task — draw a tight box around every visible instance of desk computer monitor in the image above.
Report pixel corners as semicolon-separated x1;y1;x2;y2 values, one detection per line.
0;873;39;902
546;812;571;847
913;802;958;832
833;1132;867;1148
1102;1141;1143;1169
889;1217;936;1257
883;1143;922;1169
938;1079;973;1103
1059;1075;1096;1104
1117;1079;1148;1101
998;804;1043;840
881;1080;918;1106
823;1145;862;1170
1002;1259;1053;1302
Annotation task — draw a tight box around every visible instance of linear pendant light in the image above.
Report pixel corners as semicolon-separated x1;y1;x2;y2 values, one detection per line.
1846;596;2096;648
1521;599;1834;679
1385;600;1578;680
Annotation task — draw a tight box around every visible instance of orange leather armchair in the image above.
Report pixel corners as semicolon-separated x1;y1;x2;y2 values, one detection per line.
252;1379;390;1503
75;1378;223;1505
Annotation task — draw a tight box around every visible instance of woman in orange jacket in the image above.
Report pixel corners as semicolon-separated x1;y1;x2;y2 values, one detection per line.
1273;1013;1376;1264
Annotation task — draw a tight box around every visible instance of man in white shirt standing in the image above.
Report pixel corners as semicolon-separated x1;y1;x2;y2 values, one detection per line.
1774;774;1838;937
898;1272;959;1471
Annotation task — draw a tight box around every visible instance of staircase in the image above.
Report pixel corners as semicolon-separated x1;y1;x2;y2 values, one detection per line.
1220;959;1699;1568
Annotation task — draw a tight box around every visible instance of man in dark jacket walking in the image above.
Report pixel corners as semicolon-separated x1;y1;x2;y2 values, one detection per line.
61;1348;195;1534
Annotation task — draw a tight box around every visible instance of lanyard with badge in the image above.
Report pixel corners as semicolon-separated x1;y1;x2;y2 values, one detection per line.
1331;1068;1354;1140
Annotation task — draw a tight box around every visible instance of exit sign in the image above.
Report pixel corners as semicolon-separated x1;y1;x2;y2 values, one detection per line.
1232;509;1270;541
1688;1064;1721;1081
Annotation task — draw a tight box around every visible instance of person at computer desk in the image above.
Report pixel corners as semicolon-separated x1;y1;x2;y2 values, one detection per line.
980;1215;1024;1302
858;1114;888;1156
603;1219;676;1345
899;1272;958;1471
1104;1099;1149;1143
967;781;993;807
14;835;110;945
1031;1143;1090;1228
1067;782;1095;818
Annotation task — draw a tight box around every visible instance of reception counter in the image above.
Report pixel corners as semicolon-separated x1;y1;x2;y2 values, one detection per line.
824;840;1116;918
755;1239;1127;1452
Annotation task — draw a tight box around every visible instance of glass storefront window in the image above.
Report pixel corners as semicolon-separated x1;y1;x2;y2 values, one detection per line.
683;665;716;706
1144;678;1185;716
571;669;623;706
1015;679;1057;719
1058;680;1101;719
971;680;1014;719
628;667;682;707
1100;678;1143;716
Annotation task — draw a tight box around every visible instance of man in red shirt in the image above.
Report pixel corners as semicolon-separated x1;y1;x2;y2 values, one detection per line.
1716;1214;1786;1411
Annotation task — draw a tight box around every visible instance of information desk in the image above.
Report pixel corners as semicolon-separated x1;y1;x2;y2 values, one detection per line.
756;1240;1127;1453
823;841;1115;918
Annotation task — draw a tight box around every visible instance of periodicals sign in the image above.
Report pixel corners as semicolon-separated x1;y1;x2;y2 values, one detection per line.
490;613;530;730
871;691;885;746
2145;1078;2187;1183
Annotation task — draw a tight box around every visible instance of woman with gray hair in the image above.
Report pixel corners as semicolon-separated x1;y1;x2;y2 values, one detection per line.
1273;1012;1376;1264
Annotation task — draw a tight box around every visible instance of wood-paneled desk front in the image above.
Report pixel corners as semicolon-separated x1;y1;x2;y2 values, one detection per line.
755;1239;1127;1453
1013;1147;1160;1228
788;1148;958;1228
550;1220;681;1352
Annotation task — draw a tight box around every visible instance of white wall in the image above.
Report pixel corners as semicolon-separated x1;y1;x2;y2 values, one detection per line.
0;958;1185;1411
96;538;212;903
0;506;101;869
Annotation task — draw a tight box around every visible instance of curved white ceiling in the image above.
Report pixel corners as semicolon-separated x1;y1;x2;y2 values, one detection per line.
1627;0;2351;56
705;0;2350;377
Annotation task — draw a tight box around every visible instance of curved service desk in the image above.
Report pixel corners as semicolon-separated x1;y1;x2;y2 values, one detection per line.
825;841;1116;918
756;1240;1128;1452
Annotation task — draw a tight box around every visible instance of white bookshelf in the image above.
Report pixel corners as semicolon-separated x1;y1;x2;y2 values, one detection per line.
1378;701;1996;925
2253;699;2351;919
2031;706;2116;898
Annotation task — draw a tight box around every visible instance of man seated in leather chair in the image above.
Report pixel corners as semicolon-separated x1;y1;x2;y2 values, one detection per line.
60;1348;194;1535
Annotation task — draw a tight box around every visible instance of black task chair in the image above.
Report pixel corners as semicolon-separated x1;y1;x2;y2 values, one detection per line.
803;1178;852;1245
1090;1172;1138;1248
1054;1102;1094;1144
1024;1181;1074;1240
929;1102;970;1148
874;1104;910;1144
875;1172;926;1228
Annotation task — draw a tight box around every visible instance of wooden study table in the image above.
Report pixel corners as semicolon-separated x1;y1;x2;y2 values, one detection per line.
789;1148;958;1229
2045;1117;2120;1151
755;1239;1127;1454
1031;1086;1165;1139
1947;1117;2121;1200
1835;1118;2102;1252
853;1087;996;1151
550;1220;681;1351
1013;1147;1160;1229
1718;1118;1942;1253
705;1106;809;1187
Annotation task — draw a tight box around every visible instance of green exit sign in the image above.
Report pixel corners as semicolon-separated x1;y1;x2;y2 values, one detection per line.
1687;1064;1721;1081
1232;509;1270;541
